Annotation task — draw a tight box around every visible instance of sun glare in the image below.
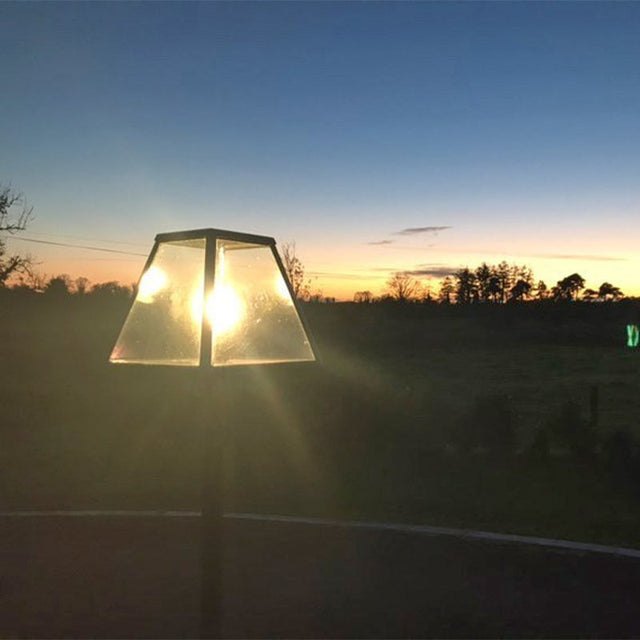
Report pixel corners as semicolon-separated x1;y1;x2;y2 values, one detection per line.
137;266;167;303
208;284;244;336
191;283;244;337
276;273;293;302
188;246;245;336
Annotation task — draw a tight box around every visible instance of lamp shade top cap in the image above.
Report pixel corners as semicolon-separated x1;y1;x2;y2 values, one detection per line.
154;228;276;246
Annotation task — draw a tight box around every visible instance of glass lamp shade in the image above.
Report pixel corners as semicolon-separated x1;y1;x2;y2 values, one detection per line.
109;229;316;367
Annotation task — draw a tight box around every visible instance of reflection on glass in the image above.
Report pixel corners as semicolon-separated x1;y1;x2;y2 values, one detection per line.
109;239;205;366
137;266;168;304
211;240;315;366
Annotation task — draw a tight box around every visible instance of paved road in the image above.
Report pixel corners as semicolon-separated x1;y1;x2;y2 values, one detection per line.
1;515;640;638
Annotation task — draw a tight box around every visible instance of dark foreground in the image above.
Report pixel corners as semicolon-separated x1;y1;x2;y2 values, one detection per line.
1;515;639;639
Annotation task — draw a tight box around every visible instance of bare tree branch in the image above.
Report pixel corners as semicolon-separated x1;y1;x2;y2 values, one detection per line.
0;186;33;233
280;241;311;300
0;184;35;286
385;272;420;302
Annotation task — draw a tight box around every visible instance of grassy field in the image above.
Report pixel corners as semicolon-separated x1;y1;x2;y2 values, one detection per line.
1;292;640;547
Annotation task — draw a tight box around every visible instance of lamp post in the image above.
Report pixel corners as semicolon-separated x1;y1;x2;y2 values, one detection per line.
109;228;317;637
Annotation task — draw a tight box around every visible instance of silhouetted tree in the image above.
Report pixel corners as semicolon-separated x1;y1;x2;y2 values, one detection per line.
553;273;585;301
280;242;311;300
74;276;90;295
474;262;493;302
420;282;434;303
45;274;72;296
386;272;420;302
515;265;534;295
90;281;132;300
0;186;32;233
509;279;532;302
582;288;598;302
13;269;47;292
534;280;549;300
0;185;34;286
486;274;502;302
598;282;623;301
454;267;477;304
495;261;514;304
438;276;455;304
307;290;325;303
353;290;373;303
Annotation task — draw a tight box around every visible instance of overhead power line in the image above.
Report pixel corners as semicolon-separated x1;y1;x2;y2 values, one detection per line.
21;230;148;248
7;236;147;257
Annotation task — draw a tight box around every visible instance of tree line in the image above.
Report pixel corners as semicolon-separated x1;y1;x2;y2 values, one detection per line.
352;261;628;305
6;272;133;300
3;259;628;308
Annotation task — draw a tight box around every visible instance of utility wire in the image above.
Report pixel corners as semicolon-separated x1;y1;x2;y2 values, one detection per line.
21;230;148;248
7;236;148;257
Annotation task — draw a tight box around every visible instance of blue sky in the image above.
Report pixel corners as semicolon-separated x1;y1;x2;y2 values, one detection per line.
2;1;639;297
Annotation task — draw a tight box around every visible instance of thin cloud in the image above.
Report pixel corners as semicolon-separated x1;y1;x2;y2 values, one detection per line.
370;264;456;278
533;253;626;262
403;266;456;278
366;240;394;246
380;243;437;251
393;226;452;236
308;271;380;281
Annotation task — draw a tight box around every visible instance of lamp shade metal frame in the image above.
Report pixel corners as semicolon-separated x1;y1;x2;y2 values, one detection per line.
110;227;318;369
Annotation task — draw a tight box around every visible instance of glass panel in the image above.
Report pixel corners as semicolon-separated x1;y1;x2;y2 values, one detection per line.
110;238;205;366
211;240;315;366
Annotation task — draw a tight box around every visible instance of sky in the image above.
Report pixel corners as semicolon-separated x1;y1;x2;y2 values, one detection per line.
1;1;639;299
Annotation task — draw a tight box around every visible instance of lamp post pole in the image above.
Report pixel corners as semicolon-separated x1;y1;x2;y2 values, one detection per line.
199;233;223;639
199;371;224;639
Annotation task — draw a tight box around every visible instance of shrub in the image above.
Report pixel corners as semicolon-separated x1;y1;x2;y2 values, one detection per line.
527;426;550;462
602;430;637;481
454;394;516;456
548;400;595;459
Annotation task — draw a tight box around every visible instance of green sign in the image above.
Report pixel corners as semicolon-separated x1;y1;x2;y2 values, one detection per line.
627;324;639;348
